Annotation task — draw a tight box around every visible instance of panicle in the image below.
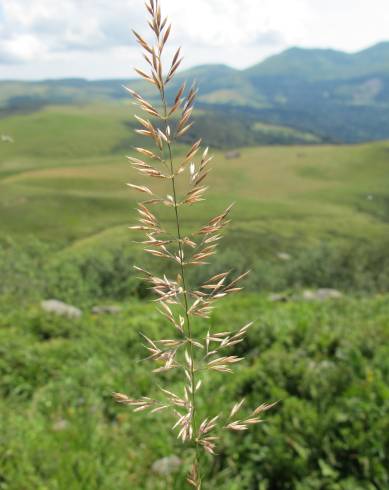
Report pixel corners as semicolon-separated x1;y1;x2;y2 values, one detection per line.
113;0;276;486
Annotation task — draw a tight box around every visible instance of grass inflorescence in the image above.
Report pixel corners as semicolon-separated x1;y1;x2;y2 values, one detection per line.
112;1;274;487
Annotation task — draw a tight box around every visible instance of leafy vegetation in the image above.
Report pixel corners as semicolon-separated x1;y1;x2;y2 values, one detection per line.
2;235;389;310
1;295;388;489
181;108;323;148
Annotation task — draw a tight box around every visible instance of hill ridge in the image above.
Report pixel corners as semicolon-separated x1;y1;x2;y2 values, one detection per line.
2;41;389;144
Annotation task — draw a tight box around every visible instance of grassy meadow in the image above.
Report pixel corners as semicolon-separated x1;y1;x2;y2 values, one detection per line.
1;102;389;245
1;100;389;488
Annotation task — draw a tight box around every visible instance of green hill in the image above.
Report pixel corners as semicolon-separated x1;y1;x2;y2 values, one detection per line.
1;103;388;254
246;42;389;80
2;42;389;143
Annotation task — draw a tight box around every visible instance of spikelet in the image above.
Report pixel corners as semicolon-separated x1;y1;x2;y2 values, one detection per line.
114;1;275;487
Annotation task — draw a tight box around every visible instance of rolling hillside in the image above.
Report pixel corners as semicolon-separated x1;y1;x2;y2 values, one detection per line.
1;103;389;248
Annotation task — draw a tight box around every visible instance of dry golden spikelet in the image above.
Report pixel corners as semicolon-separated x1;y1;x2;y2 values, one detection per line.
113;0;276;487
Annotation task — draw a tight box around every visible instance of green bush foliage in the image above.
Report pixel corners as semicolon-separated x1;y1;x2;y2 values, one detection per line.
0;295;388;489
1;237;388;307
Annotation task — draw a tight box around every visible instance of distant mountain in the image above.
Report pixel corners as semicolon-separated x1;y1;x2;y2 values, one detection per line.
169;42;389;143
1;42;389;144
245;42;389;80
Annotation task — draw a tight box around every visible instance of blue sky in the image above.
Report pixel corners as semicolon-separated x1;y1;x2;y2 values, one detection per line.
0;0;388;80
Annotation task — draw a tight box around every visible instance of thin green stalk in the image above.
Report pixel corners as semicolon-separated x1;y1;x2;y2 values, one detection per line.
160;87;202;486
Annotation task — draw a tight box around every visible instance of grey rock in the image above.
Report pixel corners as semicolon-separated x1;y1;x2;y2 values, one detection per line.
277;252;291;261
1;134;14;143
224;150;241;160
302;289;343;301
52;419;69;432
151;455;182;476
41;299;82;319
269;293;290;303
92;305;122;315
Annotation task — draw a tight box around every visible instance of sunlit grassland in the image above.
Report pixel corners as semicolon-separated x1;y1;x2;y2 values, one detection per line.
1;103;389;250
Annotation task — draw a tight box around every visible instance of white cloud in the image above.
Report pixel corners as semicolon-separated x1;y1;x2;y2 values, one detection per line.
0;34;45;62
0;0;388;79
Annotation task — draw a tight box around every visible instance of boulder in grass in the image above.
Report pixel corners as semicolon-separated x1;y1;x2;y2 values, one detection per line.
52;419;69;432
41;299;82;319
92;305;122;315
277;252;291;261
269;293;290;303
224;150;241;160
302;289;343;301
1;134;14;143
151;455;182;476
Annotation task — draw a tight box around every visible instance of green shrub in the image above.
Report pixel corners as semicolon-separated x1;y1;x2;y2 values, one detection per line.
1;236;388;308
1;295;388;488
